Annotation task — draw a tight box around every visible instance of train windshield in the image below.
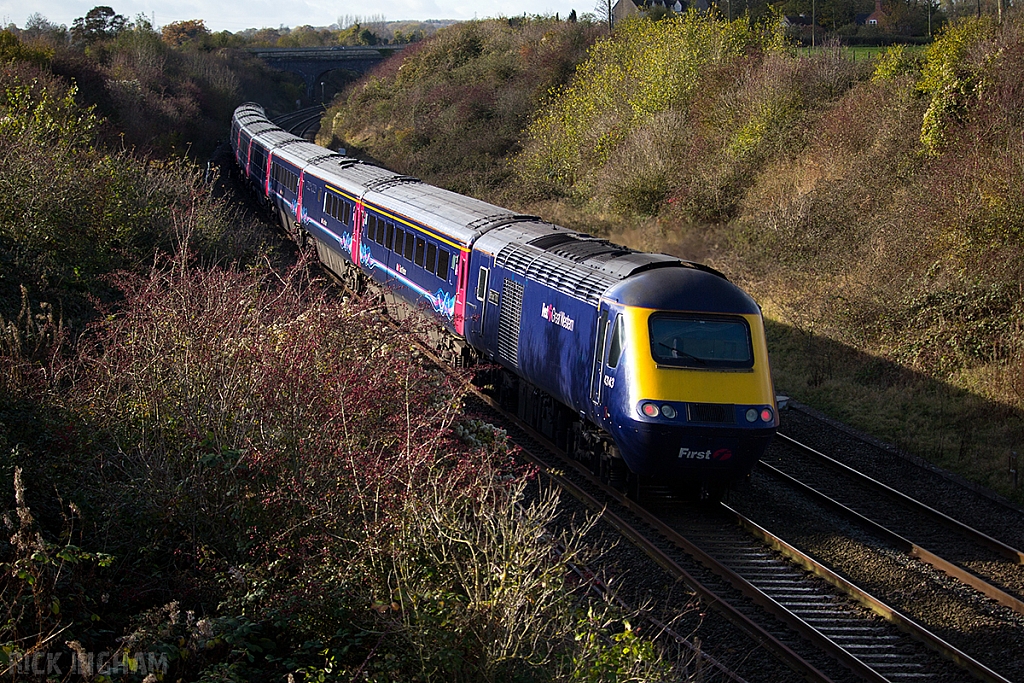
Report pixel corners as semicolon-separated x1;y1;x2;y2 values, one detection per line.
649;314;753;369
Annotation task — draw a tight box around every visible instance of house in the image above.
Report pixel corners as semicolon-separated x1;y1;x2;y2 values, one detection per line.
611;0;695;26
864;0;885;25
780;14;812;29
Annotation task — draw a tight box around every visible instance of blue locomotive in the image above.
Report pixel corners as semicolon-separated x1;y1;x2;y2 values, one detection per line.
231;103;777;497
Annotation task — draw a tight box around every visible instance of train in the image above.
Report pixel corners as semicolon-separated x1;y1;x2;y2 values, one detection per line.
230;102;777;499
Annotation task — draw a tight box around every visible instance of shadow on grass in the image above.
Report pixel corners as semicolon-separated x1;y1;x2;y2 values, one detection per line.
764;319;1024;505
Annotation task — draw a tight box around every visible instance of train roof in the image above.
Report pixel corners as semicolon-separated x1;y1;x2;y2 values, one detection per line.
476;221;738;309
363;182;528;248
233;103;266;123
475;222;687;305
309;159;403;194
304;158;532;247
606;266;760;314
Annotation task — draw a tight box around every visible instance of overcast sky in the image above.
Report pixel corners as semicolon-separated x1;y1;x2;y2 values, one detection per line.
3;0;586;32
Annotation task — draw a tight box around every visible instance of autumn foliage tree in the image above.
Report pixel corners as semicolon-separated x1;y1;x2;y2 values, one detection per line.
161;19;211;47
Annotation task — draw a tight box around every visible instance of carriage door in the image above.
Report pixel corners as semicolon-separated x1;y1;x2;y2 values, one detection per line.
590;306;610;405
351;201;365;266
469;263;490;340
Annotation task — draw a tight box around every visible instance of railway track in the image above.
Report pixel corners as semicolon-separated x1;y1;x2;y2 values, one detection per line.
725;415;1024;683
465;388;1021;683
271;106;324;140
763;434;1024;616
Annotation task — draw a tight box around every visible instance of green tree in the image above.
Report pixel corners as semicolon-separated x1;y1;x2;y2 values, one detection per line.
70;6;126;44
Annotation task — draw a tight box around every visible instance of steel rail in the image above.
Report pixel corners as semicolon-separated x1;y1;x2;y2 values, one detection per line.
725;502;1015;683
759;459;1024;616
776;432;1024;565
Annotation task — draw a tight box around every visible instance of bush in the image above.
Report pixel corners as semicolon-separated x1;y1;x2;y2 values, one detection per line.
515;12;771;201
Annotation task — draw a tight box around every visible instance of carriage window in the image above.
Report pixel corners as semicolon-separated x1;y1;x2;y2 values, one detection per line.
385;223;395;250
436;249;450;278
325;194;351;225
394;228;405;254
404;233;414;261
607;315;624;369
414;238;426;267
425;243;437;274
271;163;298;193
252;149;266;176
649;314;753;369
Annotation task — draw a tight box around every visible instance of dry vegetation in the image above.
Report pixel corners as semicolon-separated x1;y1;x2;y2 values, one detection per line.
318;17;604;197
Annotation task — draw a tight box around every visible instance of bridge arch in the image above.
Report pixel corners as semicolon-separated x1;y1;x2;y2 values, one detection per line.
249;46;405;100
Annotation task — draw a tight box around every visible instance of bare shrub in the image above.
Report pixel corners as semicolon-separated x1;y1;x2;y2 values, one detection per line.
594;110;688;215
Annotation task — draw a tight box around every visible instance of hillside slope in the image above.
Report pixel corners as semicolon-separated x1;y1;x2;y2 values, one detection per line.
318;17;602;197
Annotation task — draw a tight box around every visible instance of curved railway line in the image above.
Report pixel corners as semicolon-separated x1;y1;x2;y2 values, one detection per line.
259;114;1024;683
271;106;324;141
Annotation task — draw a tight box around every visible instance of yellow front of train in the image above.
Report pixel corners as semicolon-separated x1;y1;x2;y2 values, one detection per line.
598;266;777;489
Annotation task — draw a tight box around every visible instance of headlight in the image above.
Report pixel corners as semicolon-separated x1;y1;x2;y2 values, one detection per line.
661;405;677;419
640;402;660;418
760;407;774;423
745;408;758;423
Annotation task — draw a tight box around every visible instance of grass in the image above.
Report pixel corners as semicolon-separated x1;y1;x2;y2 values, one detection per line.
760;305;1024;503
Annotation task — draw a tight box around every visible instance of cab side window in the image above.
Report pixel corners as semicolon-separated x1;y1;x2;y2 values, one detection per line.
607;314;624;369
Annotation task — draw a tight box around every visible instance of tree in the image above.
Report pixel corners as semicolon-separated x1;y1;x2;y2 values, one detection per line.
161;19;210;47
70;6;126;44
336;23;380;46
24;13;66;41
595;0;615;30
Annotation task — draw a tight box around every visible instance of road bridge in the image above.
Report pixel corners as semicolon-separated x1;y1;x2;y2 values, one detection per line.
249;46;405;99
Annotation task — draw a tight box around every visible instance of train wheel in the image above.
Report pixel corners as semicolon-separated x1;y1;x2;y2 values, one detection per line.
598;455;611;485
626;471;642;503
699;482;726;504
